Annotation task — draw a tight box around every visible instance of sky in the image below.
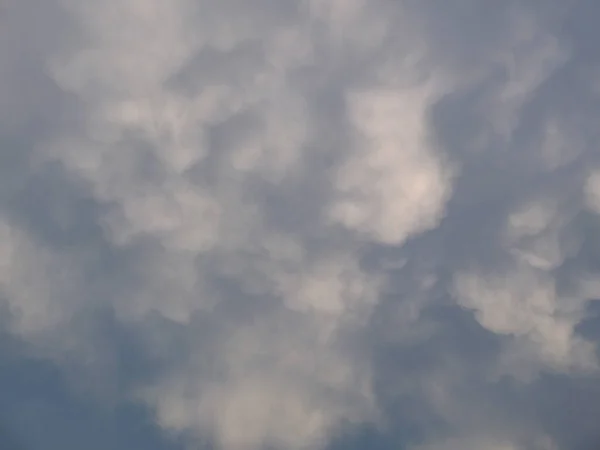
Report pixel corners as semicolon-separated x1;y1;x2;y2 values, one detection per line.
1;0;600;449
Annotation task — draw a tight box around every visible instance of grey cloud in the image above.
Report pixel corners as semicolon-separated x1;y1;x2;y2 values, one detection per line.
2;0;600;450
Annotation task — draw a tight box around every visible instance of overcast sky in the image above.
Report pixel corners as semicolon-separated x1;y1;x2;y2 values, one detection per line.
2;1;600;449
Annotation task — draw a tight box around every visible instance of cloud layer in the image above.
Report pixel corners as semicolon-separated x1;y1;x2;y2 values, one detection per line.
2;1;600;449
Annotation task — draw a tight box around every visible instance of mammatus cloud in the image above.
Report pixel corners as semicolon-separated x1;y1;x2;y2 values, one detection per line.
2;1;600;450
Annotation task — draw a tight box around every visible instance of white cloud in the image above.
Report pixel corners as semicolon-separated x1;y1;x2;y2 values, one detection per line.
0;0;454;448
3;0;600;450
454;264;597;378
329;84;454;245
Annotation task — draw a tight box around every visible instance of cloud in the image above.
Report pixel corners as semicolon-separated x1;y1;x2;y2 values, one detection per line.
329;84;454;245
2;0;600;450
